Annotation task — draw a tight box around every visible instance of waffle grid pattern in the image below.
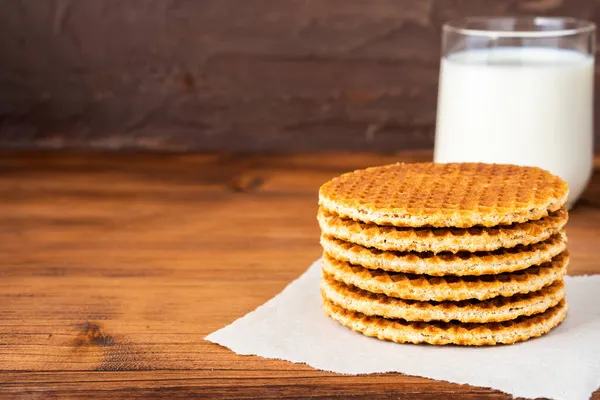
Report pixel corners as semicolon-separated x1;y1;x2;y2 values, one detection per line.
319;163;568;228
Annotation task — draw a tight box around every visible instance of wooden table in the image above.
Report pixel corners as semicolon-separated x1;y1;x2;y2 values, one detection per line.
1;151;598;399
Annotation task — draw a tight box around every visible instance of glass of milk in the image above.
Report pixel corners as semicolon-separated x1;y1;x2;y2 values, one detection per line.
434;17;595;208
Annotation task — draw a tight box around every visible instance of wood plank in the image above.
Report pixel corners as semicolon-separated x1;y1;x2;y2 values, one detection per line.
0;150;598;398
1;1;600;151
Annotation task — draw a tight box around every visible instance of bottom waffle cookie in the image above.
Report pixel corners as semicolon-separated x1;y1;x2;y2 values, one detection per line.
322;298;568;346
321;273;565;323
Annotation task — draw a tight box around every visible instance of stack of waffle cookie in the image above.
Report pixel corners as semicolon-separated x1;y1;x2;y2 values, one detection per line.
317;163;570;345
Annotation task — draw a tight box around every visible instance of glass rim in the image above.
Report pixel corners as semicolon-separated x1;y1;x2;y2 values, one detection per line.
443;17;596;38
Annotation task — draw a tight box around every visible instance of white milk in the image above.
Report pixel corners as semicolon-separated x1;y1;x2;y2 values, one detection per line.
434;47;594;207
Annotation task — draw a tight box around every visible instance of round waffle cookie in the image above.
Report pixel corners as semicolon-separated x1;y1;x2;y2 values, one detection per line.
320;231;567;276
317;207;568;253
322;298;568;345
321;273;565;323
321;252;568;301
319;163;568;228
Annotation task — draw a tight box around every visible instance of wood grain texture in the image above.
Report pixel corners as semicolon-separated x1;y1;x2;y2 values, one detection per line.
0;150;598;399
1;0;600;151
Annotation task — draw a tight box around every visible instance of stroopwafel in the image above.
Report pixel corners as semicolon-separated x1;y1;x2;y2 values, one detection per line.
321;272;565;323
317;207;567;253
319;163;568;228
321;252;568;301
320;231;566;276
322;298;568;345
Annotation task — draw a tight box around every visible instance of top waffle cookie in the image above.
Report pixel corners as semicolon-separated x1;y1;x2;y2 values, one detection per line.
319;163;568;228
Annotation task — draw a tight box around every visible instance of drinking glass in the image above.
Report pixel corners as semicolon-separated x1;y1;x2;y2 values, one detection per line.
434;17;595;208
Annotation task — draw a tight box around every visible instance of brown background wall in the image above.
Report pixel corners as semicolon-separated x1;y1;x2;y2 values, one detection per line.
1;0;599;152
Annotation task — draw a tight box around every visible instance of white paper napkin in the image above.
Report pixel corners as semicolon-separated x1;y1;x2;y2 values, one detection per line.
206;259;600;400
